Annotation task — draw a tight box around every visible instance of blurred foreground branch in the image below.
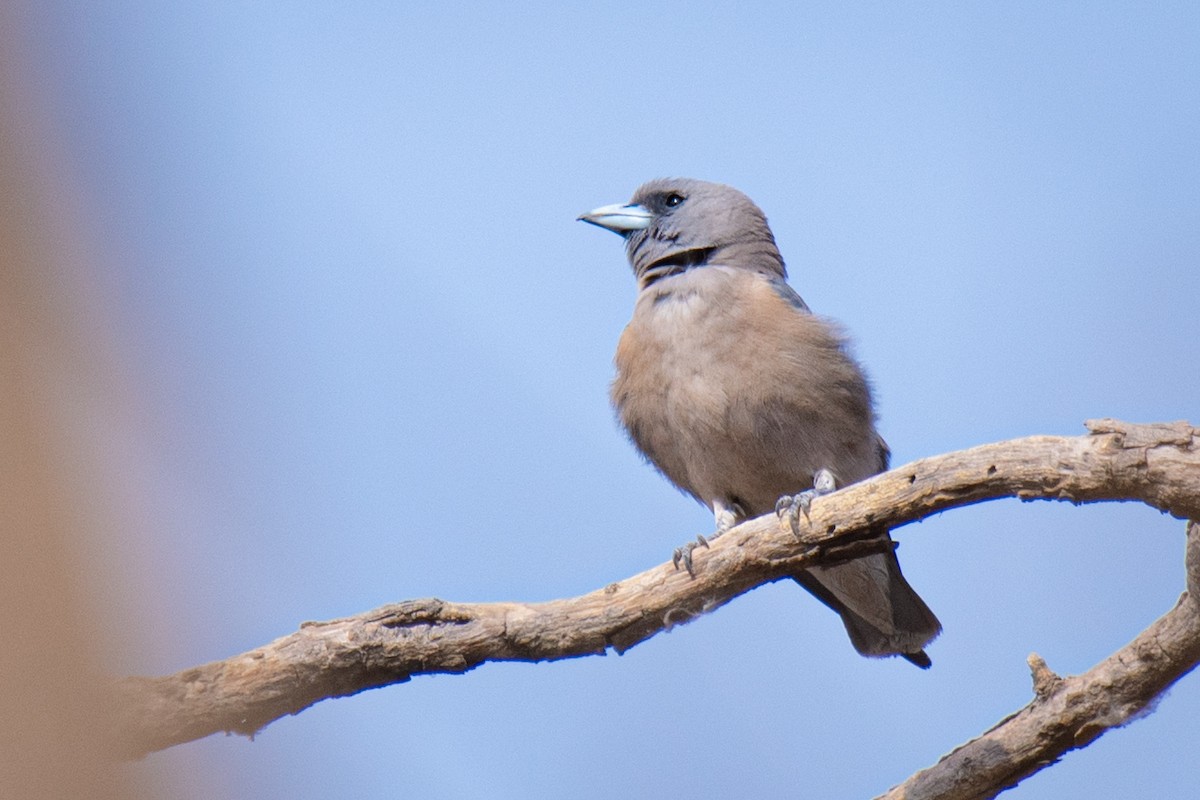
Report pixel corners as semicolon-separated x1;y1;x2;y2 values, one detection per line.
115;419;1200;799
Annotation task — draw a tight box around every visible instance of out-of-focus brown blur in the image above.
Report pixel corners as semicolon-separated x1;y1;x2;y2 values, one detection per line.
1;10;173;798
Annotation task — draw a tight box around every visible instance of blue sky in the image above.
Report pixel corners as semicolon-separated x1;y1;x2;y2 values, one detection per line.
16;3;1200;797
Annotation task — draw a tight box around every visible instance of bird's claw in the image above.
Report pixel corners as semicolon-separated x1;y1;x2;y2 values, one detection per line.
776;468;838;540
672;534;711;577
775;492;815;539
672;498;742;576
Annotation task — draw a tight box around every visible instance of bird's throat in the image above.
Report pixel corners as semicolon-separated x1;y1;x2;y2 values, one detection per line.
639;247;716;288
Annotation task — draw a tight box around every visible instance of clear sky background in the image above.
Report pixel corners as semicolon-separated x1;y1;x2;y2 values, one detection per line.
12;3;1200;798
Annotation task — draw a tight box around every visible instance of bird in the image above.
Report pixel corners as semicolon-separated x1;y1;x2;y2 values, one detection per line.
578;178;941;667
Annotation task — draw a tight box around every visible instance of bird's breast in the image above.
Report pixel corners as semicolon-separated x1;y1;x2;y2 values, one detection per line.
609;268;880;512
617;270;749;402
610;270;774;495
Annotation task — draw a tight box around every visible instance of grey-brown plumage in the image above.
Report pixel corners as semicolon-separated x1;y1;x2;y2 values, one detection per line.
580;178;941;666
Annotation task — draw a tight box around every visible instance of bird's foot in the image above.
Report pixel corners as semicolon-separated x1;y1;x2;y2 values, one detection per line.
672;502;742;576
775;468;838;540
672;536;710;576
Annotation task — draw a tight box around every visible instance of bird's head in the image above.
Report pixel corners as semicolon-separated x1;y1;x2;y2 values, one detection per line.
579;178;786;287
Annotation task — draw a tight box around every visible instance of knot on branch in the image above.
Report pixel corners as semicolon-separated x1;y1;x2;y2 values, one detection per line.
1027;653;1062;699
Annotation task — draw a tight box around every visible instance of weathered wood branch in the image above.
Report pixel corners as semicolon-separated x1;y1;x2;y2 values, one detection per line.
875;518;1200;800
115;418;1200;799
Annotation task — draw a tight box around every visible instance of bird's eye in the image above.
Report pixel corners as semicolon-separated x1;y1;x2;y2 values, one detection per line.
664;193;685;207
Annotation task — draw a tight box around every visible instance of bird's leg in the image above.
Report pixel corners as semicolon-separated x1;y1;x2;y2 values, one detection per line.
775;468;838;540
673;499;744;576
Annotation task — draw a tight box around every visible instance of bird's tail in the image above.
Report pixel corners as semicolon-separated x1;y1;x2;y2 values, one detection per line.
793;533;941;668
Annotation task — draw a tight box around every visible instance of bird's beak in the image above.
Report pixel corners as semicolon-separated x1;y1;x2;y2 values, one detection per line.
577;202;653;235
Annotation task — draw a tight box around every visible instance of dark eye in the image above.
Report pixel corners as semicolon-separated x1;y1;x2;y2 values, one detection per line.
664;192;685;207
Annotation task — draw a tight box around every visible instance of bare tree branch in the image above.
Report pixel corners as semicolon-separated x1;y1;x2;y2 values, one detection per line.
875;520;1200;800
114;418;1200;799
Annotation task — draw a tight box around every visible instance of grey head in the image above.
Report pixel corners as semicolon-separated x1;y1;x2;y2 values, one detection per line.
579;178;787;288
